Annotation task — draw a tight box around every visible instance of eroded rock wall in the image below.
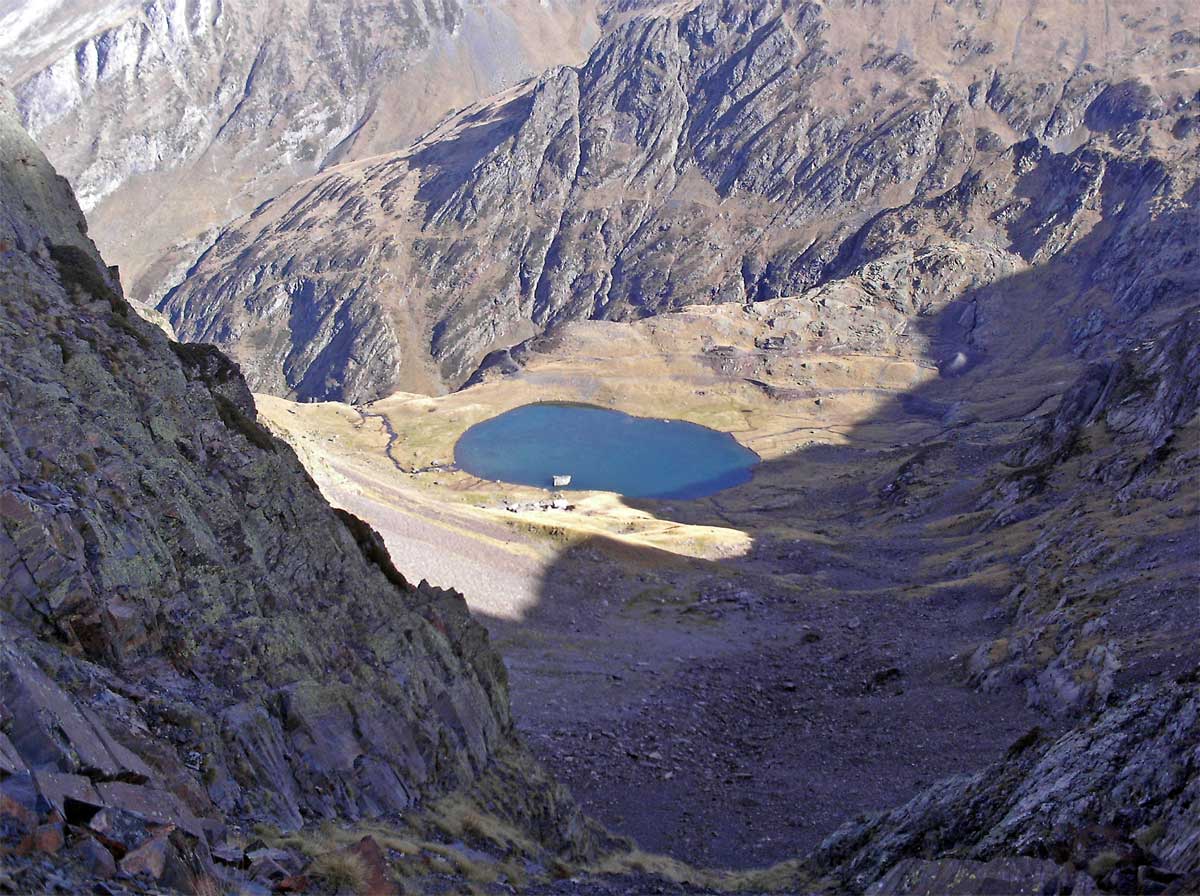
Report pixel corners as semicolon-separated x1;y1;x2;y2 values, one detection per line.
0;90;513;886
1;0;600;303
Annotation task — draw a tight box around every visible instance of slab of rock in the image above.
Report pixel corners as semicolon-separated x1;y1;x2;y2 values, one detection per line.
0;731;26;775
17;821;64;856
866;857;1083;895
69;835;117;879
211;843;246;867
345;835;397;896
31;771;102;819
247;854;291;884
0;646;152;783
119;832;173;880
95;781;205;839
0;771;38;822
0;97;514;862
86;806;163;857
1;647;115;775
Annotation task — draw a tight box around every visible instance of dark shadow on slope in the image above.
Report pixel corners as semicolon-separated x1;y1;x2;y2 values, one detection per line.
471;153;1200;870
411;90;537;222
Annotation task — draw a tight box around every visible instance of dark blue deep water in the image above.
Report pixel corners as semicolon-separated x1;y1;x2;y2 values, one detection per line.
454;403;758;500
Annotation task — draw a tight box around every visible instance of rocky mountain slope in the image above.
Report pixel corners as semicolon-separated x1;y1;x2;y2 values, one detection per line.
164;0;1198;402
0;87;606;893
3;0;1198;891
0;0;600;305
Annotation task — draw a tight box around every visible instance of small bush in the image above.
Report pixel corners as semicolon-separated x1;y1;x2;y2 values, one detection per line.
188;874;224;896
309;850;370;894
1088;850;1123;879
48;243;123;314
215;394;278;452
1135;820;1166;849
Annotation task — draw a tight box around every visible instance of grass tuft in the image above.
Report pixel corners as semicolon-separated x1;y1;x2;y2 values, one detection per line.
309;850;370;894
1087;849;1123;879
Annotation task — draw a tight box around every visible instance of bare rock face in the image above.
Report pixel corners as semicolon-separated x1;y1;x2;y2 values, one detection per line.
0;0;600;304
163;0;1198;402
963;311;1200;718
0;91;516;883
814;677;1200;895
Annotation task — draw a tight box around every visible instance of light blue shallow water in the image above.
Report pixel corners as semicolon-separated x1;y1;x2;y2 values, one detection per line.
454;403;758;500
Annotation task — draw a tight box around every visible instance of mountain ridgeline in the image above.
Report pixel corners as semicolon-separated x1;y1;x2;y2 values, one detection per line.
163;0;1198;402
1;0;600;307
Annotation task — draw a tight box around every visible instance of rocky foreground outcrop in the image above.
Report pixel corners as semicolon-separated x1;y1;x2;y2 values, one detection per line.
164;0;1198;401
811;677;1199;894
0;88;585;891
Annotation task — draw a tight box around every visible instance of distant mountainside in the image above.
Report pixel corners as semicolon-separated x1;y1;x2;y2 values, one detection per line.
161;0;1198;402
0;0;600;305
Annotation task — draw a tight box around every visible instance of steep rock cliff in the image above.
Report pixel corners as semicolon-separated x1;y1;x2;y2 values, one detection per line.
0;88;526;889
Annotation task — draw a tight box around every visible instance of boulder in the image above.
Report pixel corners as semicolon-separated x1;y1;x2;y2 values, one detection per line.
119;832;174;880
344;836;397;896
95;781;205;839
31;771;102;820
86;806;162;857
18;820;64;855
0;731;25;775
247;854;291;884
69;835;117;879
0;646;152;782
0;771;38;822
211;843;246;867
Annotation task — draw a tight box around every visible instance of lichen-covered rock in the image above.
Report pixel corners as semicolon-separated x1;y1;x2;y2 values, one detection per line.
0;85;515;871
864;856;1088;896
960;311;1200;716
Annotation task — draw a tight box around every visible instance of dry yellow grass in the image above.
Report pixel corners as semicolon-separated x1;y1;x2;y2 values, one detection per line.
308;851;370;893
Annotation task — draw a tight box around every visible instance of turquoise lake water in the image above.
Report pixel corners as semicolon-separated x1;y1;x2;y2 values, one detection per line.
454;403;758;500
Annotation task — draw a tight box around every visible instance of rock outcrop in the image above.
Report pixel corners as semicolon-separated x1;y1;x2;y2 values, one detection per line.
0;88;525;890
1;0;600;304
814;676;1199;895
163;0;1198;401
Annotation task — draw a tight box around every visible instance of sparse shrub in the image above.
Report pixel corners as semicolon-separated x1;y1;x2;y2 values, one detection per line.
309;850;370;894
187;873;224;896
1088;849;1123;879
1135;820;1166;850
215;394;277;452
459;810;490;842
48;243;123;313
499;857;527;889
